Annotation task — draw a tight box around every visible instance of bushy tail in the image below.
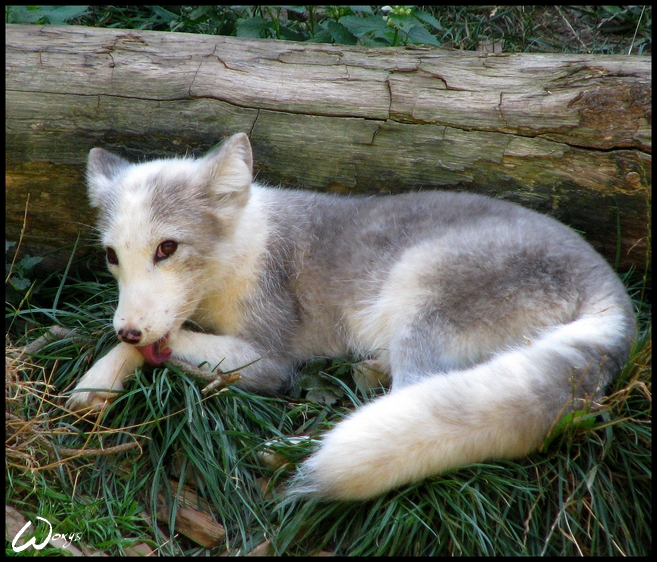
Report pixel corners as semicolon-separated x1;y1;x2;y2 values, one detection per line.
290;302;635;500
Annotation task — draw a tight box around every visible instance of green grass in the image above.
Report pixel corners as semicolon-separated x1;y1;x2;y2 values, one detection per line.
5;239;652;555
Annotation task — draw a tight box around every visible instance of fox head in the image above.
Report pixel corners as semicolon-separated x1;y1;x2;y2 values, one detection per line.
86;133;254;351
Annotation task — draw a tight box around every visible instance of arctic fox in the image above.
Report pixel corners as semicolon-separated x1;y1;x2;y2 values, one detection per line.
68;132;635;500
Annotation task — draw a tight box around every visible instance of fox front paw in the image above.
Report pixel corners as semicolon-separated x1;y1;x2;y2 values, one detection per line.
66;389;120;413
66;366;124;412
65;343;145;413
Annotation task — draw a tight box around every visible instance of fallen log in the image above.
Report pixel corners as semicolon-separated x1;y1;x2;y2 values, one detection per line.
6;24;651;272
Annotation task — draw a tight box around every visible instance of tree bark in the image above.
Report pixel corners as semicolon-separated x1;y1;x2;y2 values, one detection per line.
6;25;651;272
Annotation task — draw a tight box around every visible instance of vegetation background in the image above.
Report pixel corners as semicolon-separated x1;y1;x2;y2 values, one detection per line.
5;5;652;54
6;5;651;556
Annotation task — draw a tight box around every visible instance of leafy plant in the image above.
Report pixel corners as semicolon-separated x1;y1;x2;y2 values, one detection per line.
5;5;90;25
6;241;43;307
8;5;650;54
338;6;442;46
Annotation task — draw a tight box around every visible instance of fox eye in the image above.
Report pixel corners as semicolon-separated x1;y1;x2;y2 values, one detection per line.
155;240;178;262
106;247;119;265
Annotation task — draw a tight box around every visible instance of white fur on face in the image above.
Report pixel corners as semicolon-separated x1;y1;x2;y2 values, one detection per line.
90;134;260;345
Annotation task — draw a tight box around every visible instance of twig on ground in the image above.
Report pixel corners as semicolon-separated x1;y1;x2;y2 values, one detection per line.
165;357;242;394
14;325;89;362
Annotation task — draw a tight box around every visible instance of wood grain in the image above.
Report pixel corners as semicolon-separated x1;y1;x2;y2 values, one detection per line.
6;25;651;271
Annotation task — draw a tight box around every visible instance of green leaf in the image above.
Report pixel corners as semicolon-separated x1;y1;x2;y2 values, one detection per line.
338;15;388;38
308;28;334;44
387;13;418;33
6;5;90;25
326;20;358;45
236;16;272;38
406;25;442;47
414;9;444;31
9;276;31;291
19;255;43;271
542;410;599;449
279;24;307;42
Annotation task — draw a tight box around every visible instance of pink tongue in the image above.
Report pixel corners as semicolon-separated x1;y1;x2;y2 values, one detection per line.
136;340;172;365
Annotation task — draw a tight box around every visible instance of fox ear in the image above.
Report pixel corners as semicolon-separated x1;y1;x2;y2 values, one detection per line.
202;133;253;204
87;148;131;208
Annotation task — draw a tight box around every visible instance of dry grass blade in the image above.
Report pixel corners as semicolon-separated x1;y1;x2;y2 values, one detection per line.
6;345;144;472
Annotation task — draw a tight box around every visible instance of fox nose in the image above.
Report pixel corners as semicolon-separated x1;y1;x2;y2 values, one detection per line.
118;328;142;345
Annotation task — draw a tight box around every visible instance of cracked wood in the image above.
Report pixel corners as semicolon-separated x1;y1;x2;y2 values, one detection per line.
5;24;651;272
